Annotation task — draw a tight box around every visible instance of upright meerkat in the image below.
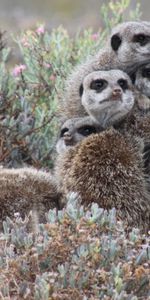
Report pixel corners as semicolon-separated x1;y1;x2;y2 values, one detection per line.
56;116;103;154
81;69;150;141
81;69;134;128
55;129;150;231
0;167;61;229
59;21;150;119
135;62;150;99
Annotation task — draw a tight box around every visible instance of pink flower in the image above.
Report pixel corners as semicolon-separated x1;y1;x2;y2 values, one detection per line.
36;25;45;35
12;64;26;77
49;74;56;82
43;63;52;69
91;33;99;41
21;37;30;47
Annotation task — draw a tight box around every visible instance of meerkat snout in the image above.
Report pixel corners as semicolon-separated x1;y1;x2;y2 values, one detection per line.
81;70;134;127
62;131;73;145
59;126;73;147
111;87;122;100
60;127;72;139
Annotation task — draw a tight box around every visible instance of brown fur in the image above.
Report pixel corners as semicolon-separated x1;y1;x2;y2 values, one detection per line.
0;167;61;229
114;94;150;142
55;129;150;231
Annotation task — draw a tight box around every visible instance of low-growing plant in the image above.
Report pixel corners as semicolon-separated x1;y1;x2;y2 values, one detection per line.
0;196;149;299
0;0;141;168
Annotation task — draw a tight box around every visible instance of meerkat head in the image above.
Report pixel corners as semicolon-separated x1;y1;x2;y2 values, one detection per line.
81;70;134;128
110;21;150;68
135;63;150;98
56;116;103;154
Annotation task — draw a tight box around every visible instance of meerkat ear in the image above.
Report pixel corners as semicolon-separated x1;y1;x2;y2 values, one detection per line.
79;83;83;97
111;34;122;51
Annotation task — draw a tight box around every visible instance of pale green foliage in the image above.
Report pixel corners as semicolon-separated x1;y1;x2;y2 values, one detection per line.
101;0;141;33
0;196;149;299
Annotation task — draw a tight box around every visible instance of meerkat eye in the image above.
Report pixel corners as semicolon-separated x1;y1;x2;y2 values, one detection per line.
111;34;122;51
142;68;150;79
118;79;128;90
133;34;150;46
79;84;83;97
78;125;97;136
60;127;69;137
90;79;107;92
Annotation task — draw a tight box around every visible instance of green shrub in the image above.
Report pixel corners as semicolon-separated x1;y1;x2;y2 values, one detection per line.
0;195;149;299
0;0;141;168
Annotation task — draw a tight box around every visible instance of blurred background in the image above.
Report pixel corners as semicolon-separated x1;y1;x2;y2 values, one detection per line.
0;0;149;34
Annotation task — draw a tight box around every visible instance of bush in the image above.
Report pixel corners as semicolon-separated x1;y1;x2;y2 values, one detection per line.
0;195;149;299
0;0;141;168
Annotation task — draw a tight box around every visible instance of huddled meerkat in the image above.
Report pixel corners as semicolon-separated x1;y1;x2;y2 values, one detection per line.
0;167;61;229
59;21;150;119
81;69;134;128
80;68;150;177
55;129;150;231
56;116;103;154
135;62;150;99
80;69;150;142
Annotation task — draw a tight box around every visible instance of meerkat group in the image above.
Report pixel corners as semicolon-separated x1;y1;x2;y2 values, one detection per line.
1;21;150;231
55;20;150;231
59;21;150;119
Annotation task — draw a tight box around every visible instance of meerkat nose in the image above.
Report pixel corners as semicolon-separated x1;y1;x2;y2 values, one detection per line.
112;88;122;99
63;132;73;143
113;88;122;95
64;131;72;138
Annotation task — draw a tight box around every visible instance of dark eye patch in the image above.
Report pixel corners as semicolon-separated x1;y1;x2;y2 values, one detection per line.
142;68;150;79
111;34;122;51
129;72;136;84
90;79;107;92
118;79;128;91
133;34;150;46
60;127;69;137
79;84;83;97
78;125;97;136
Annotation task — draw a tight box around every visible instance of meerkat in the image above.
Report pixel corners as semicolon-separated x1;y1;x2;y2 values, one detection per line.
80;69;150;141
59;21;150;119
56;116;103;154
55;129;150;231
81;69;134;128
0;167;61;229
128;62;150;110
133;63;150;173
80;68;150;176
135;63;150;99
